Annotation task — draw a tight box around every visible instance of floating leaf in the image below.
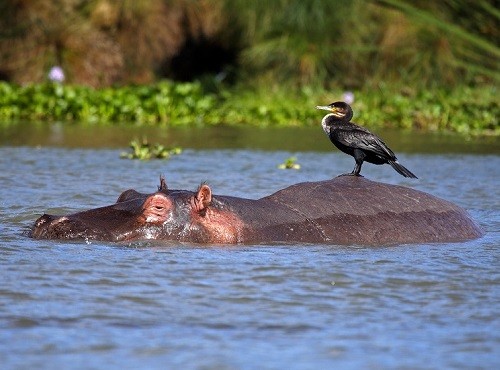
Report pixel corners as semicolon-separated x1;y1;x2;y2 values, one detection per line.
278;156;301;170
120;138;182;160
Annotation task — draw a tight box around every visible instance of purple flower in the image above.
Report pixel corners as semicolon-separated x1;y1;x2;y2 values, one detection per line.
48;66;65;83
342;91;354;104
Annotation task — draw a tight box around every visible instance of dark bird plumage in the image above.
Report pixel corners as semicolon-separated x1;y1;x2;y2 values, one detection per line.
316;101;418;178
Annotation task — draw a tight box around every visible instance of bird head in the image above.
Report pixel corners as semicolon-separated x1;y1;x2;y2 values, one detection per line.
316;101;352;120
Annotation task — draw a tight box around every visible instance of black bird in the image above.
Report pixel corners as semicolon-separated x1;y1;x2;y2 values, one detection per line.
316;101;417;178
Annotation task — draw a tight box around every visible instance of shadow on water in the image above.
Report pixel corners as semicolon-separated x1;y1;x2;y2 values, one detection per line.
1;121;499;154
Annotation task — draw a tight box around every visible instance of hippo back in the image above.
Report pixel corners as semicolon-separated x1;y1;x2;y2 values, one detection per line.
263;176;483;245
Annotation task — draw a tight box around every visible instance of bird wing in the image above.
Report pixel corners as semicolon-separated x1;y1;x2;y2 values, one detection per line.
333;125;397;160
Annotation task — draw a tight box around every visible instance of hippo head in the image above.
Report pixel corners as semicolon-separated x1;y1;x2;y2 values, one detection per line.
30;177;244;243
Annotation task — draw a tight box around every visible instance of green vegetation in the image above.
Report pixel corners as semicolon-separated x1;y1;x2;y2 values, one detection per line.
278;156;301;170
2;1;497;88
227;0;498;88
0;81;215;125
0;1;497;136
120;138;182;160
0;80;497;136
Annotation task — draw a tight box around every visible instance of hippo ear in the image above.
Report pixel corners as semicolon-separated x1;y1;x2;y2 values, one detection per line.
195;184;212;214
117;189;142;203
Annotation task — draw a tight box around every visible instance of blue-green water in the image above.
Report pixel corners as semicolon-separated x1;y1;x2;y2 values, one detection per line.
1;128;499;369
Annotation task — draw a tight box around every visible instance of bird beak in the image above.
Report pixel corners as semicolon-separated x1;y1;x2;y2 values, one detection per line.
316;105;332;112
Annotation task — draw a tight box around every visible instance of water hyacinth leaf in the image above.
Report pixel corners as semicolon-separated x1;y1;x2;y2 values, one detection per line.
278;156;301;170
120;138;183;161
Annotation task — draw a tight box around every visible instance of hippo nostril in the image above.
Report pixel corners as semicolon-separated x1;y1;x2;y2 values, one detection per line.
34;214;68;229
35;219;46;228
50;216;69;226
31;214;73;239
35;214;55;227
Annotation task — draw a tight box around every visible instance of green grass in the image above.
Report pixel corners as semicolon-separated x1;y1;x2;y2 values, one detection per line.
0;81;497;136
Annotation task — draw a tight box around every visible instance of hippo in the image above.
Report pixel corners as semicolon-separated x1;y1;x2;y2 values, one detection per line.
30;176;483;245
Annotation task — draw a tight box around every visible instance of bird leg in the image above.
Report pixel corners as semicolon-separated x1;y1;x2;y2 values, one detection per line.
338;161;363;177
350;150;366;176
350;162;363;176
338;172;358;177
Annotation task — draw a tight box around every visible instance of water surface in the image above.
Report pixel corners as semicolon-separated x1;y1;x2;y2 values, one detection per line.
1;127;499;369
2;122;499;153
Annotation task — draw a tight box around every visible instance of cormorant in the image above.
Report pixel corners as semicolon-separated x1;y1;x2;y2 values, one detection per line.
316;101;418;178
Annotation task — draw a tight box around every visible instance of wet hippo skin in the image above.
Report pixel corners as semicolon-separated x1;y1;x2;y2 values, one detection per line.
30;176;483;245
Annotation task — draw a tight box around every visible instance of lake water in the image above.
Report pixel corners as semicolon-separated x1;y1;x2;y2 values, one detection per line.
1;125;499;369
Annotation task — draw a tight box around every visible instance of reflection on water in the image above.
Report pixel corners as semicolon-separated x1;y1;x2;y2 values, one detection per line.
1;121;499;154
1;135;499;369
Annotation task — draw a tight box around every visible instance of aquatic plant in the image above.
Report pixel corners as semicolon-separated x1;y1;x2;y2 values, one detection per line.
0;80;217;125
47;66;65;83
0;81;497;136
120;138;182;161
278;156;301;170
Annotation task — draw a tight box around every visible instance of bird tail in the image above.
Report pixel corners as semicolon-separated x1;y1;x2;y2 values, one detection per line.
388;160;418;179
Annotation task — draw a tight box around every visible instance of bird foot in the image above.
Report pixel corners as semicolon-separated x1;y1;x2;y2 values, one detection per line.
337;173;363;177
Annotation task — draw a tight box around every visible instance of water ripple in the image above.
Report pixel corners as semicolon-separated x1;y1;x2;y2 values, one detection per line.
0;147;499;370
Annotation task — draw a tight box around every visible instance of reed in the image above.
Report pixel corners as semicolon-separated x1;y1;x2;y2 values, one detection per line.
226;0;499;88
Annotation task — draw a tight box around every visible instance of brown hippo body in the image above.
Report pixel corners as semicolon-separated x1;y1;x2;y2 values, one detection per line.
30;176;483;245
